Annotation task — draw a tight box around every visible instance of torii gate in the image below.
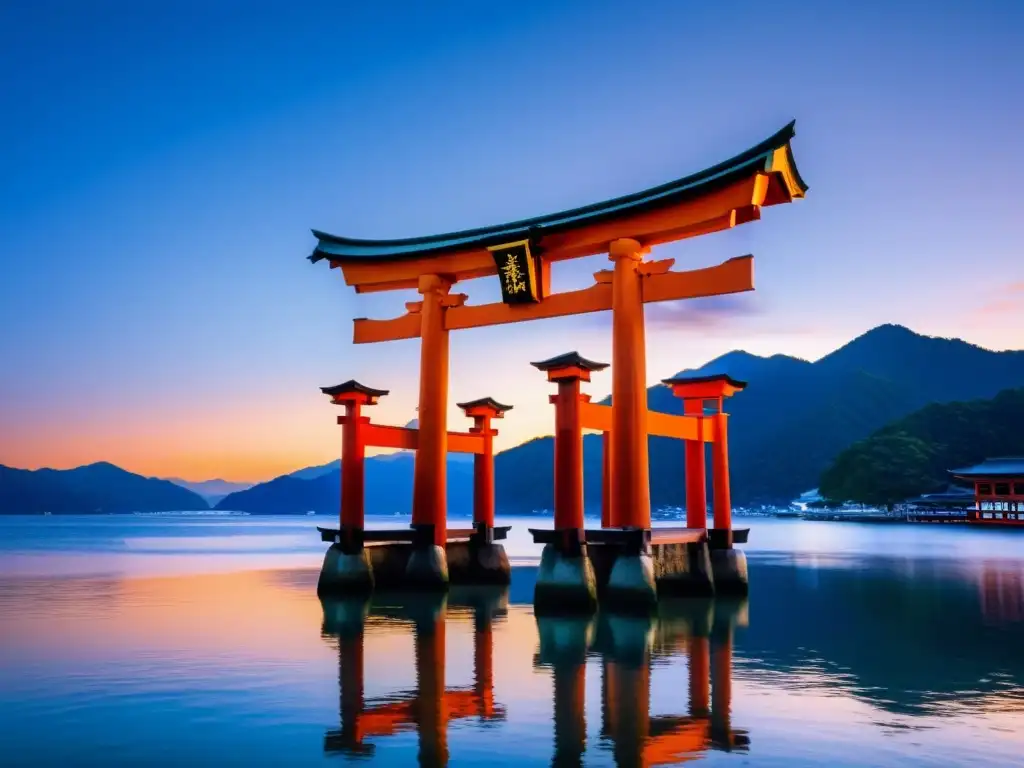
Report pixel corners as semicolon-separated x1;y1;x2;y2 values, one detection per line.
309;121;806;596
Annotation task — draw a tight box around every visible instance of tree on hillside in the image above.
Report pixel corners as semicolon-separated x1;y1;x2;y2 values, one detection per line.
819;432;942;511
819;388;1024;510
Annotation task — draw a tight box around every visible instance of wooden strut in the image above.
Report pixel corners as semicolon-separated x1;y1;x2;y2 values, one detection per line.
338;417;486;454
577;399;720;442
352;254;754;344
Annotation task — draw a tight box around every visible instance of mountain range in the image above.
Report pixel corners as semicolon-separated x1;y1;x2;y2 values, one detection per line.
164;477;254;504
0;462;208;514
214;452;474;515
493;323;1024;511
3;325;1022;515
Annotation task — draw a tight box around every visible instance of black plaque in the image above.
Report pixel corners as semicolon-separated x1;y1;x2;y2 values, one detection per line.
488;240;539;304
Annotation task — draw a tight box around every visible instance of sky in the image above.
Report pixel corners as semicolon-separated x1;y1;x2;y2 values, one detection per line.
1;1;1022;482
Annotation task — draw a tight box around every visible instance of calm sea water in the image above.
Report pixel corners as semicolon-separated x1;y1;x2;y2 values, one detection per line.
1;514;1023;766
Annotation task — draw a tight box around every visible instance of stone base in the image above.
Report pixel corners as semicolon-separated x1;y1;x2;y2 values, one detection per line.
316;545;374;597
656;596;714;638
604;552;658;613
534;544;597;615
365;543;413;589
319;595;370;637
447;541;512;585
535;614;593;666
405;544;450;590
597;611;656;665
710;548;749;596
654;540;716;598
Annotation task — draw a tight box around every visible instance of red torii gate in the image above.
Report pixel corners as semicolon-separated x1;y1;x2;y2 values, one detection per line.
308;121;806;602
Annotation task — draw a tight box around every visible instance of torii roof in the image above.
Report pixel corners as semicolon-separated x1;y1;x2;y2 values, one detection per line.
309;121;807;293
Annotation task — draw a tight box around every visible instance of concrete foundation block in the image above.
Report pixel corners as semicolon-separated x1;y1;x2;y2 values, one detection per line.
604;552;658;613
653;540;715;598
710;548;749;596
447;541;512;585
404;544;450;590
316;545;374;597
534;543;598;615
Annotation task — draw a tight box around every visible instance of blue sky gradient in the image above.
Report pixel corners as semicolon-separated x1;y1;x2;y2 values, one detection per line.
1;1;1022;480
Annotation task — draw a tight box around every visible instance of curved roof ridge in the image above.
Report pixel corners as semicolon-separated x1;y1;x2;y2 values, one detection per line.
310;121;804;263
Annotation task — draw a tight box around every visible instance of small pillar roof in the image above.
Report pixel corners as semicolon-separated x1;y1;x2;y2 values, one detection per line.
456;397;514;413
661;373;747;390
320;380;390;398
661;373;747;401
531;351;609;373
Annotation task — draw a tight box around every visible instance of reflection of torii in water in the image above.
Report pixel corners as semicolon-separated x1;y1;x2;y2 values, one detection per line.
535;601;749;767
321;588;507;764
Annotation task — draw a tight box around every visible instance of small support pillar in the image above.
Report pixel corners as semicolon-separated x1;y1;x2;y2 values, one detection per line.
321;596;372;755
710;625;735;751
473;610;496;719
683;399;708;530
316;380;389;596
601;431;612;529
711;410;732;539
688;634;711;719
409;274;453;589
530;352;608;613
456;397;514;584
664;373;749;596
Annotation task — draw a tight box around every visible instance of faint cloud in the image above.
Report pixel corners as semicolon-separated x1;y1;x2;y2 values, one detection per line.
404;418;419;429
645;294;762;329
974;282;1024;317
574;293;811;339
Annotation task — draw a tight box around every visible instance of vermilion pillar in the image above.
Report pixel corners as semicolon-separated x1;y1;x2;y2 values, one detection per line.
601;431;612;529
603;658;652;768
413;274;453;546
457;397;513;539
414;606;449;766
338;627;366;752
552;660;587;767
609;237;652;530
683;398;707;530
473;616;495;719
663;374;747;548
320;381;389;551
710;628;734;751
532;352;609;547
712;409;732;535
688;635;710;718
536;615;591;767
